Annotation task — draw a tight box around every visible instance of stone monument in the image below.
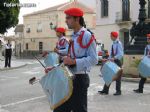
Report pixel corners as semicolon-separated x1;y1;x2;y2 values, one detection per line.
124;0;150;76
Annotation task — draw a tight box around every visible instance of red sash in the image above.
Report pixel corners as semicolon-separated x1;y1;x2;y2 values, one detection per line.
59;39;66;46
68;31;95;58
77;31;95;48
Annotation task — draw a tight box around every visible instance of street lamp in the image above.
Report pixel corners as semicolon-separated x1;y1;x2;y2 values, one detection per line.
125;0;150;54
49;22;57;30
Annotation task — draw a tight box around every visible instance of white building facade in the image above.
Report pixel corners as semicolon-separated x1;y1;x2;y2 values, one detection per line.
79;0;150;75
79;0;150;50
22;1;95;57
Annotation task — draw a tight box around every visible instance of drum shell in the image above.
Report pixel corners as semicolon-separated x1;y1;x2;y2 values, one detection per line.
101;61;122;86
40;52;73;110
138;56;150;78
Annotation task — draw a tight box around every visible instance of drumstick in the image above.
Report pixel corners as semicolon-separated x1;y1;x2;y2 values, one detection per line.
46;62;63;72
29;77;40;85
34;52;62;69
29;55;46;85
40;50;54;58
30;53;63;85
29;77;36;84
29;63;63;85
28;62;43;85
33;55;46;69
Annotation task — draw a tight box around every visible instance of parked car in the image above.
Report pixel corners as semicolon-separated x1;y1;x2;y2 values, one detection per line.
96;43;109;65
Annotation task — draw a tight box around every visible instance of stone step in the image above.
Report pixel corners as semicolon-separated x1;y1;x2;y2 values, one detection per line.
134;37;147;41
125;36;148;54
125;49;144;54
134;41;147;45
126;45;146;49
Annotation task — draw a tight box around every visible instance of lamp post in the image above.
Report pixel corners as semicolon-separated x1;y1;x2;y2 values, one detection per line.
49;22;53;29
138;0;146;22
49;22;57;30
125;0;150;54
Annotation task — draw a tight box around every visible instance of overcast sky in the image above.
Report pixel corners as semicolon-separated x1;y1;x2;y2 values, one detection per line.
5;0;70;36
19;0;70;24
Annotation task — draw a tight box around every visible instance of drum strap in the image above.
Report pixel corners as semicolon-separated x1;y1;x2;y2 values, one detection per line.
77;31;95;49
111;45;115;57
146;46;149;56
68;31;95;58
111;41;119;57
111;42;123;66
59;39;65;46
68;40;76;58
146;47;148;55
57;38;68;47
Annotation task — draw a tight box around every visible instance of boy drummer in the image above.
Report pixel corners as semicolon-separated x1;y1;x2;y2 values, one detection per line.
98;31;124;95
133;34;150;93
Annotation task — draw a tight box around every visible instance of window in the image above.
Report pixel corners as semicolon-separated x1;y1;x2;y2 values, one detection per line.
26;24;31;33
37;22;42;32
122;0;130;21
26;43;28;50
101;0;108;17
39;42;43;53
26;28;30;33
148;1;150;18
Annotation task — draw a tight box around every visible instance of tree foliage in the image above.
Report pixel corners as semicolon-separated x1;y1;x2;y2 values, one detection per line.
0;0;20;34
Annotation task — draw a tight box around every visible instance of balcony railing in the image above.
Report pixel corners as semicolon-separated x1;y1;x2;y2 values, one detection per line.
37;29;42;32
115;12;131;24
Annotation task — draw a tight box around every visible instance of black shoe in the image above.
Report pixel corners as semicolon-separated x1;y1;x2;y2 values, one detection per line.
98;90;108;95
113;91;121;95
133;89;143;93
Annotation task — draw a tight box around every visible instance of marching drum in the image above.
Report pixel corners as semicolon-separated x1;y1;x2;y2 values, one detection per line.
101;61;123;86
39;52;73;110
138;56;150;78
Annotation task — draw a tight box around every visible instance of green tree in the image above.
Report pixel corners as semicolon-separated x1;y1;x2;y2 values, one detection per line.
0;0;20;34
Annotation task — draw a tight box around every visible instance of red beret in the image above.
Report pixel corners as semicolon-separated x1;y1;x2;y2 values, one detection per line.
111;32;118;38
147;34;150;38
56;27;66;33
64;7;83;17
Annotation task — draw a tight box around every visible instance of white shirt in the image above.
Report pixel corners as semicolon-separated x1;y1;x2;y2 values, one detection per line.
5;44;12;49
109;39;124;60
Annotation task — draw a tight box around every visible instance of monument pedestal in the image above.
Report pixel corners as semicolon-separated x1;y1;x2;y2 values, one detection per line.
123;55;142;77
125;36;147;54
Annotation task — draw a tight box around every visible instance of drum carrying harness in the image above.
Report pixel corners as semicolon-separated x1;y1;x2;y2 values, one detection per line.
56;38;68;48
145;45;150;56
111;41;118;57
111;41;123;66
68;31;95;58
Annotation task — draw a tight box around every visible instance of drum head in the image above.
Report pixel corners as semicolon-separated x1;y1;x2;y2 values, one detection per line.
44;52;59;67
